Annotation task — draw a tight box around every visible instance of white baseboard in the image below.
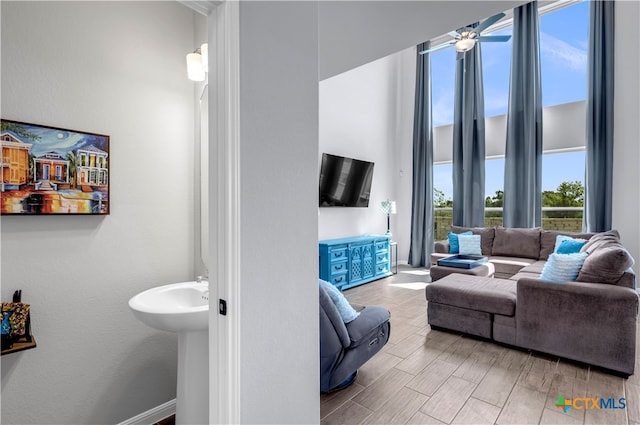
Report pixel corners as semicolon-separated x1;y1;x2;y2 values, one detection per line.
117;399;176;425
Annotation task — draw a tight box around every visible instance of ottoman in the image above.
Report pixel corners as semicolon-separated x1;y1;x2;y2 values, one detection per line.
425;274;516;343
430;261;495;281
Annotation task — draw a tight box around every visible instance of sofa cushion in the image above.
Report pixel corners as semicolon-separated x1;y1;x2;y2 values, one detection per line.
519;260;547;275
540;252;588;283
489;256;536;277
451;226;495;256
580;229;620;254
510;271;543;281
426;274;516;316
430;252;450;265
577;237;635;285
539;230;595;260
491;227;541;260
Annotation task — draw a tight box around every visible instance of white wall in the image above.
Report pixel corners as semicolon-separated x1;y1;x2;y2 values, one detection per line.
0;2;200;424
318;47;416;261
238;2;319;423
613;0;640;274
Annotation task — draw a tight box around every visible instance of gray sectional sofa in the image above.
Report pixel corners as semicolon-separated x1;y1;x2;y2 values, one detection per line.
426;226;639;375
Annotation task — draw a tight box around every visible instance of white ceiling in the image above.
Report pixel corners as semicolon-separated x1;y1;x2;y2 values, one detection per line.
177;0;220;16
318;0;528;80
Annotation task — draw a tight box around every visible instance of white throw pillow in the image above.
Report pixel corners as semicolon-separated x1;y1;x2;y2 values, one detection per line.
540;252;588;283
458;234;482;256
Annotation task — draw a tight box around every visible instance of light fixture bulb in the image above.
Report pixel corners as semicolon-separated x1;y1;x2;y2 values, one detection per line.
455;38;476;53
200;43;209;73
186;52;205;82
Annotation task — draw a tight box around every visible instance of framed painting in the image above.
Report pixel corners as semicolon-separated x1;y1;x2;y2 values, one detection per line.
1;120;109;215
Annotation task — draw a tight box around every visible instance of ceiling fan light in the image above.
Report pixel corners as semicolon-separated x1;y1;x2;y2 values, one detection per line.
455;38;476;53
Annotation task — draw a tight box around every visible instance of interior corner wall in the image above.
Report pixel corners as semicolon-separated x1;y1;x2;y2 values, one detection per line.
612;0;640;274
238;2;319;423
318;47;416;261
1;2;198;424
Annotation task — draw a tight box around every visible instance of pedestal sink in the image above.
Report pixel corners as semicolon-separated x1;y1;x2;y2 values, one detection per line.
129;281;209;425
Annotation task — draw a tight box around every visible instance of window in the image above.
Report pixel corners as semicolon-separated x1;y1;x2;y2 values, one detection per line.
481;26;513;119
431;48;456;128
540;1;588;108
431;1;588;238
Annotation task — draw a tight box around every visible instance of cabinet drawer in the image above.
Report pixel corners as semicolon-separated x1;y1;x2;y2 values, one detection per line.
376;252;389;263
376;263;389;274
330;260;348;275
375;241;388;252
329;246;348;261
328;273;348;286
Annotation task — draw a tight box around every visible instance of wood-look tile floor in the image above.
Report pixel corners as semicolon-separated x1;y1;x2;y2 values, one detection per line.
321;265;640;425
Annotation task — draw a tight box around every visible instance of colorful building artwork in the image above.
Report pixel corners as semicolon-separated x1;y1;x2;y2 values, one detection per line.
76;146;108;188
1;132;33;191
0;120;109;215
34;151;70;191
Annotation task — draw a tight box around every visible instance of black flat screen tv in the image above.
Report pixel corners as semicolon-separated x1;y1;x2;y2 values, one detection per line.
319;153;375;207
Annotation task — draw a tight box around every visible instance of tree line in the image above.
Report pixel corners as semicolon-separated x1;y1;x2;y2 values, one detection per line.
435;181;584;218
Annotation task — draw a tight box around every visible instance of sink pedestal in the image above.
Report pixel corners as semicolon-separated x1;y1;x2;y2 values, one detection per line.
176;330;209;425
128;281;209;424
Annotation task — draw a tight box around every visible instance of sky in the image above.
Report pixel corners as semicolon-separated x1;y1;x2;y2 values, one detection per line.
432;1;589;200
4;122;109;158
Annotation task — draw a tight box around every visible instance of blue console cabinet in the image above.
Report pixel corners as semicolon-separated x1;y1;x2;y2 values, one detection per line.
319;235;392;290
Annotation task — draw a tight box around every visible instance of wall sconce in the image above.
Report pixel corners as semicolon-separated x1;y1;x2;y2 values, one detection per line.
380;199;397;237
186;43;208;82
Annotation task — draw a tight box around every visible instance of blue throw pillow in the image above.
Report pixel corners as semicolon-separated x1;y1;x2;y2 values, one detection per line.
554;235;588;254
448;231;473;254
540;252;588;283
319;279;359;323
458;234;482;256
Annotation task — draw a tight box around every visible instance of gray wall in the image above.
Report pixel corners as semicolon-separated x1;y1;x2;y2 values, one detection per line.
0;2;199;423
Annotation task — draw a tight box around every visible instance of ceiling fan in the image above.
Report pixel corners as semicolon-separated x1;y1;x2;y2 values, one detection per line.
419;12;511;55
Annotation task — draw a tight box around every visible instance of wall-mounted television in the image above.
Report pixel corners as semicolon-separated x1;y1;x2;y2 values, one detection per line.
319;153;375;207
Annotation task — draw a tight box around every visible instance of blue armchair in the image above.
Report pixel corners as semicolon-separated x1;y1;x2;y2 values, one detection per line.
319;285;391;392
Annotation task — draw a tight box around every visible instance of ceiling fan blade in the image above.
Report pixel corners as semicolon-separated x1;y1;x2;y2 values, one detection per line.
478;35;512;43
447;31;461;39
418;41;455;55
474;12;506;34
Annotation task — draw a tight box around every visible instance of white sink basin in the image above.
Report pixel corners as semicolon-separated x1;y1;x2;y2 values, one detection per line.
128;281;209;332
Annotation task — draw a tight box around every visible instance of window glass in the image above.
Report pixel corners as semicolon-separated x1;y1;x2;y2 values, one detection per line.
430;48;456;127
540;1;589;107
481;26;513;118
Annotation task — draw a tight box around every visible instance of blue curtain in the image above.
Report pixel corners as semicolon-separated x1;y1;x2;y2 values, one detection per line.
503;1;543;228
452;38;485;228
408;42;434;267
584;0;614;232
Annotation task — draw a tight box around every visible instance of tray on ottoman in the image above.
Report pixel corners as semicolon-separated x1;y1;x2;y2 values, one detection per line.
437;254;488;269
